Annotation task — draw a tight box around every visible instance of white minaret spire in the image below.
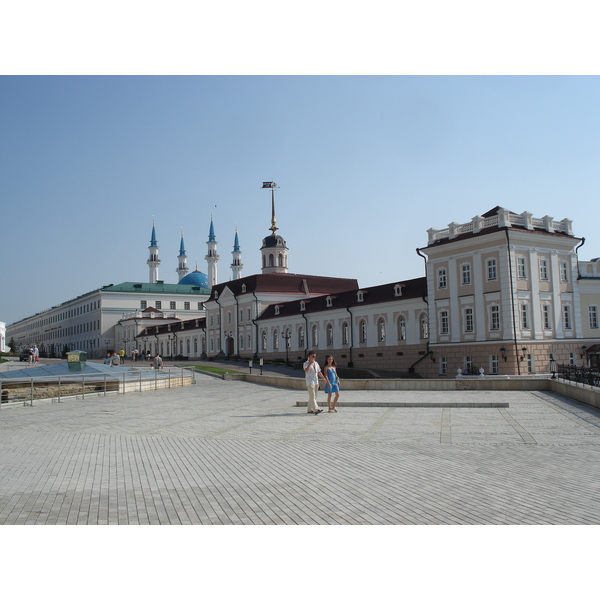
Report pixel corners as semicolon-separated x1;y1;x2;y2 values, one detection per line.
176;229;189;282
147;218;161;283
205;214;219;288
231;227;243;280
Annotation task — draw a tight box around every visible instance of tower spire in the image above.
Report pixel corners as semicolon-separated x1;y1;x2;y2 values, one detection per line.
260;181;288;274
205;214;219;288
147;217;161;283
176;228;189;282
231;227;243;280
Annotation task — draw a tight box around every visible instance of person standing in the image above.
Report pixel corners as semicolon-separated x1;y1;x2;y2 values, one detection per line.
303;351;326;414
323;355;341;412
33;345;39;363
110;351;120;367
28;346;35;364
119;349;125;364
153;353;163;370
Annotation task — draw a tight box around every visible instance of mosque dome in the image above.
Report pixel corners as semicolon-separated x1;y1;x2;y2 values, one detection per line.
179;270;209;287
262;234;287;248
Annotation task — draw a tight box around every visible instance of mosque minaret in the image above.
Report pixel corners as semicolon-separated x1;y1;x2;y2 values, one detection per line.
205;215;219;288
231;228;243;280
147;220;161;284
176;230;189;282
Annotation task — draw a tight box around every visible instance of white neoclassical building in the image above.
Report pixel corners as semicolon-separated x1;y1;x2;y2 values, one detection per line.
0;321;7;353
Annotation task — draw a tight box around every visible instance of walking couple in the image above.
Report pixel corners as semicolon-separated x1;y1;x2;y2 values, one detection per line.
303;351;341;414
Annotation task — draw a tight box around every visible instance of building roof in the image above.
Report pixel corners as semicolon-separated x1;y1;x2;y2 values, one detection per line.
102;281;210;295
257;277;427;320
137;317;206;338
209;273;359;300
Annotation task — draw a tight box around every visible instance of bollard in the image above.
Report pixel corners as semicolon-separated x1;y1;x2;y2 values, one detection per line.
82;374;86;399
58;376;61;403
139;370;142;392
104;374;107;397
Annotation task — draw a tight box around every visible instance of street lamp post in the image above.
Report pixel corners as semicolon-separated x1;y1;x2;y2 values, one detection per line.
281;330;291;366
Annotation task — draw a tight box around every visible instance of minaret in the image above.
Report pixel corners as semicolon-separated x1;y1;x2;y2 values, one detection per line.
260;181;288;274
176;229;189;282
231;227;243;280
147;219;161;284
205;215;219;288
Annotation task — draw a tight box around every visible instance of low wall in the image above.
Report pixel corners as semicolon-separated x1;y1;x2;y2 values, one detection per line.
226;373;600;408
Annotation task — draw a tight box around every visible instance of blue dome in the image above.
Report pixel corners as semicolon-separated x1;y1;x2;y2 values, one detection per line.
179;270;209;287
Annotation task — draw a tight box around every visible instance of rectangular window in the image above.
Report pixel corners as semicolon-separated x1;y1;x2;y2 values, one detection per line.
440;310;449;335
155;301;162;309
140;301;147;309
560;261;569;282
521;303;529;329
198;302;202;310
184;302;190;310
527;354;534;373
563;305;572;329
464;307;474;333
440;357;447;375
240;309;244;322
490;355;499;375
589;306;598;329
490;305;500;330
517;256;527;279
170;301;176;310
437;268;447;289
461;263;471;285
487;258;497;281
247;308;252;321
542;304;551;329
465;356;473;373
569;353;575;366
539;259;548;281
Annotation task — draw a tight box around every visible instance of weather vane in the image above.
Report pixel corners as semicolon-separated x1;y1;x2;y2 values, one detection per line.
262;180;279;234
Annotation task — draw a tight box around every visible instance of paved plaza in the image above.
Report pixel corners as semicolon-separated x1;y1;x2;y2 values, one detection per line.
1;372;600;524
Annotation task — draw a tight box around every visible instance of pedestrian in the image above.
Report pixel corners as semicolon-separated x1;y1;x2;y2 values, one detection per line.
146;351;151;362
110;351;120;367
153;353;163;370
28;347;35;363
323;355;341;412
33;345;39;362
104;352;111;365
303;351;326;414
119;348;125;364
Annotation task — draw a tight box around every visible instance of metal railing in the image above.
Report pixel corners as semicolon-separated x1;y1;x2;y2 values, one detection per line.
555;364;600;388
0;367;195;409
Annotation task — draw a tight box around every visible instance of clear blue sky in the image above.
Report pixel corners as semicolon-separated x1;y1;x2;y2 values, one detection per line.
1;75;599;325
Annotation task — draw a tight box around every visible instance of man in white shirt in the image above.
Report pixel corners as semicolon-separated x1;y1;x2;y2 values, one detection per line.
303;351;326;414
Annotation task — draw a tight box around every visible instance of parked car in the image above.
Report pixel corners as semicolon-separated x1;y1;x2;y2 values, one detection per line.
19;349;32;361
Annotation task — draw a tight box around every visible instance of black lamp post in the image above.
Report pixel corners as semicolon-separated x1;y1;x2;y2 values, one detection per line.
282;330;291;366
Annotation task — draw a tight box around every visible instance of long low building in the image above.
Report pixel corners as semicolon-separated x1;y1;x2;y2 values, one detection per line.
7;281;209;359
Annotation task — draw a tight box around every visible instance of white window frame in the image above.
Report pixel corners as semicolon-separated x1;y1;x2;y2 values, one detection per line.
517;256;527;279
560;260;569;282
589;305;598;329
539;258;549;281
461;263;471;285
486;258;497;281
397;315;406;341
521;302;530;330
439;310;449;335
464;307;474;333
437;268;447;289
542;304;552;330
490;305;500;331
563;305;572;330
378;318;386;342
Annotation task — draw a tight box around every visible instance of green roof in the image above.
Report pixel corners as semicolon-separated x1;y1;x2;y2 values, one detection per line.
101;282;210;295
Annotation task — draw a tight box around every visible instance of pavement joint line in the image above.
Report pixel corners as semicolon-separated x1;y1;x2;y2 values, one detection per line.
440;407;452;444
358;407;397;442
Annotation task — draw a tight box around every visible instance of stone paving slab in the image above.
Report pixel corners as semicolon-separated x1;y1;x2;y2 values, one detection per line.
1;375;600;524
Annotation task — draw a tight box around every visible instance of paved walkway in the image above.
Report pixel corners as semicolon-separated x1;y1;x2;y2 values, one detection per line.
1;373;600;524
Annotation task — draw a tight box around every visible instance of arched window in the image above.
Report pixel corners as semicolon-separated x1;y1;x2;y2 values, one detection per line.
273;329;279;350
239;334;244;350
262;255;266;268
298;326;305;348
312;325;319;347
194;338;198;354
278;253;283;266
360;320;367;344
342;321;349;345
261;331;267;350
420;313;429;339
186;339;190;355
269;254;275;267
378;318;386;342
327;323;333;346
398;315;406;341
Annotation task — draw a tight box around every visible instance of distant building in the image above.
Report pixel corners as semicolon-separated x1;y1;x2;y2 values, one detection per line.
0;321;7;352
